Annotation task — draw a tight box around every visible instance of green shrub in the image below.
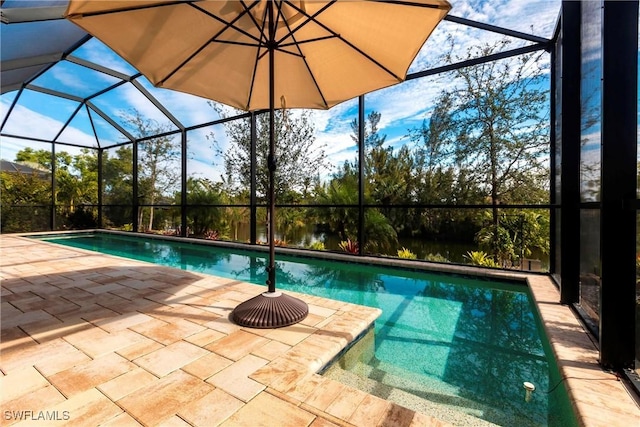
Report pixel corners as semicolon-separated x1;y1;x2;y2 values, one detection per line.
397;247;417;259
425;253;448;262
464;250;499;267
308;241;325;251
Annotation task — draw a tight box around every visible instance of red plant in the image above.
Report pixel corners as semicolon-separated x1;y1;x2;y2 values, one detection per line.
339;239;359;254
204;230;219;240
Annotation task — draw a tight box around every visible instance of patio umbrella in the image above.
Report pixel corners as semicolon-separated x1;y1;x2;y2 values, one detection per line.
65;0;451;328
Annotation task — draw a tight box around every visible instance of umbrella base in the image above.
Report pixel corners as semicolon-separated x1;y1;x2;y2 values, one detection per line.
231;291;308;328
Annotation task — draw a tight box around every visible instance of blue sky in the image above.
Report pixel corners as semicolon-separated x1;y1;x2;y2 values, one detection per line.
0;0;561;182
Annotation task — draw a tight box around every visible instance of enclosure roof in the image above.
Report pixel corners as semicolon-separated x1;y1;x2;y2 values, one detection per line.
1;0;558;155
1;1;88;95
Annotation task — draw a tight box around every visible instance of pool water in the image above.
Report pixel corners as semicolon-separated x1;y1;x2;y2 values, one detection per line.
35;232;577;426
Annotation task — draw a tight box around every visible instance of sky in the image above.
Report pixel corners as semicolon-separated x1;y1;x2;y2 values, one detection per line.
0;0;562;183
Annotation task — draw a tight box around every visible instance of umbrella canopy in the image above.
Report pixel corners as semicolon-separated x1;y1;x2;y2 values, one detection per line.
65;0;450;111
65;0;451;328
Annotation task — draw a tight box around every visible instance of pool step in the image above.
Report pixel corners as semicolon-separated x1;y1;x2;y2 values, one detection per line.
323;360;515;427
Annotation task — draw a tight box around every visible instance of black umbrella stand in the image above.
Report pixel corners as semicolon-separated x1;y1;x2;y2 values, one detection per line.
231;2;309;328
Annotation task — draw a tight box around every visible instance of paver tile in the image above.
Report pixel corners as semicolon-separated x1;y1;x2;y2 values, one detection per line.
117;370;214;426
0;366;50;403
130;318;204;345
20;317;93;344
134;340;210;377
62;326;146;358
115;336;164;361
156;415;192;427
207;354;268;402
220;392;315;427
251;339;291;361
348;394;390;426
98;412;144;427
93;312;155;332
251;357;311;393
309;417;341;427
0;326;36;356
98;368;158;401
304;378;346;412
181;352;234;380
206;330;270;361
203;316;241;334
184;328;226;347
1;309;54;329
1;385;66;427
177;388;244;426
47;353;136;397
152;304;217;326
325;386;368;421
1;338;80;374
264;323;317;346
287;373;326;403
12;388;123;427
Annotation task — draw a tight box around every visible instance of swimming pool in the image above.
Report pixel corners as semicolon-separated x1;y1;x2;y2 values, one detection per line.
33;232;577;426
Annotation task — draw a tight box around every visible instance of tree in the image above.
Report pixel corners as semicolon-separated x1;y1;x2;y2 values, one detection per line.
14;147;58;169
427;38;550;262
103;146;133;205
209;103;328;203
120;109;180;231
11;148;99;227
407;97;486;243
314;161;360;241
181;177;226;237
351;111;416;233
0;169;51;232
310;111;404;254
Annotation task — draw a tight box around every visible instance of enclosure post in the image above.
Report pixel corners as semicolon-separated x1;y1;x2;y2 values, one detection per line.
50;142;56;231
181;129;187;237
557;0;581;304
97;149;103;228
132;140;139;233
598;0;638;369
250;112;257;245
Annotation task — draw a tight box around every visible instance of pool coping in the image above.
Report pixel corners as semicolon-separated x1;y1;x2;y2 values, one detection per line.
4;232;640;425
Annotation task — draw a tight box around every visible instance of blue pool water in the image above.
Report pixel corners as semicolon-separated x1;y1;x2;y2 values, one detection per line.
34;232;577;426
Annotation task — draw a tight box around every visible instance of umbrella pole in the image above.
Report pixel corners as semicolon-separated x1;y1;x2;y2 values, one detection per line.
231;1;308;328
267;35;276;294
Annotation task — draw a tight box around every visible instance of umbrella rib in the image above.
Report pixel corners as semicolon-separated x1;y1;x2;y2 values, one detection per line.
66;1;187;18
304;20;404;83
275;0;335;47
285;0;450;84
191;1;263;45
245;0;271;110
279;35;336;49
273;0;403;103
372;0;450;11
158;1;265;87
274;1;334;108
